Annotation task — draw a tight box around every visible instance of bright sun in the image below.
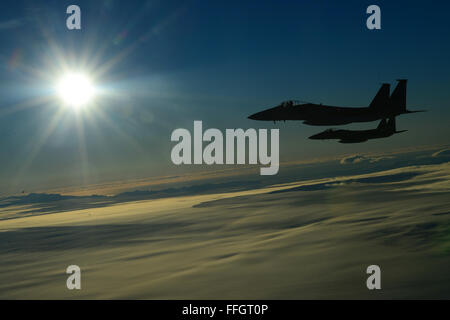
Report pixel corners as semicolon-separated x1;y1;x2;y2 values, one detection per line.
56;73;95;109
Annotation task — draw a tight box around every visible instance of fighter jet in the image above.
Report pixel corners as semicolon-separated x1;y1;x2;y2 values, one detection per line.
308;117;407;143
248;80;425;126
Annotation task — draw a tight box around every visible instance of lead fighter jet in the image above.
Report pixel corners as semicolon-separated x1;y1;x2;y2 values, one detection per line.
308;117;406;143
248;80;424;126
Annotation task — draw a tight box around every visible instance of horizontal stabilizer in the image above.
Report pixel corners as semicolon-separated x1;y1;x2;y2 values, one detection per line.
405;109;426;113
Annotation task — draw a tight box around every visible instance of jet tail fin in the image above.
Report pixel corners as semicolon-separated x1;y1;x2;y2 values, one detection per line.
387;117;396;130
390;79;407;112
377;118;387;129
369;83;390;109
387;117;407;134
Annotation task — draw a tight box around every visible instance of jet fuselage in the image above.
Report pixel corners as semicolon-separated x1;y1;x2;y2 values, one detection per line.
248;103;406;126
248;80;424;126
308;117;407;143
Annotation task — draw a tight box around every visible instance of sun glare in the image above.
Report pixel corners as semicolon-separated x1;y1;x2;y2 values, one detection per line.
56;73;95;109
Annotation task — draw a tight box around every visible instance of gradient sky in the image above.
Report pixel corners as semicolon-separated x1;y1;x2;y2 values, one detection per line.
0;0;449;194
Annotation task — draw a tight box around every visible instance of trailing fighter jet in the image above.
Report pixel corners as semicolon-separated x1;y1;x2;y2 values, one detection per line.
248;80;425;126
308;117;407;143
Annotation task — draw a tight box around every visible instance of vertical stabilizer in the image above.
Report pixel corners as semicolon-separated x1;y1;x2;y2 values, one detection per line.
390;79;407;112
376;118;387;129
369;83;390;109
387;117;396;130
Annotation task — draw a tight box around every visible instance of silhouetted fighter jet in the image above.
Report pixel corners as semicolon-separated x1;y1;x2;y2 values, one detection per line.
248;80;424;126
308;117;406;143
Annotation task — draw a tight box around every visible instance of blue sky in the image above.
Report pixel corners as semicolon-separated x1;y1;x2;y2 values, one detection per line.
0;0;449;194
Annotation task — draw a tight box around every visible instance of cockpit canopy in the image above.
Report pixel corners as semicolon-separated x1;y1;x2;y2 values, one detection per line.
279;100;303;107
279;100;311;107
280;101;293;107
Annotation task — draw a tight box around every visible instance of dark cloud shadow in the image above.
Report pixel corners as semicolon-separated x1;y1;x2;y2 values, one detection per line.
0;222;192;253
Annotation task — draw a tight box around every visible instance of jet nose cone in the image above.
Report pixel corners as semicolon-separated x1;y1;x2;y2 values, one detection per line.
248;112;260;120
308;133;321;140
248;105;280;121
309;131;328;140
